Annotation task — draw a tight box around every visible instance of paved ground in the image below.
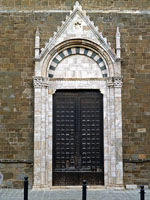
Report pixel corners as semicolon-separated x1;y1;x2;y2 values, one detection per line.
0;189;150;200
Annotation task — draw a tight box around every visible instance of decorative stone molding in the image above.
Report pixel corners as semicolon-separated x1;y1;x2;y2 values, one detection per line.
33;78;123;188
33;77;49;88
34;1;122;78
33;76;43;88
35;1;116;63
73;1;82;11
114;76;123;87
107;77;114;87
48;47;107;78
107;77;123;87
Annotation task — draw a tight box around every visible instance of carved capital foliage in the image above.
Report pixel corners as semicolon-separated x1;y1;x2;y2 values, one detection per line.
107;76;123;88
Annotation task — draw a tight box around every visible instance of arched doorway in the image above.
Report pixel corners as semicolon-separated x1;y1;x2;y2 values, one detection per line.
33;2;123;189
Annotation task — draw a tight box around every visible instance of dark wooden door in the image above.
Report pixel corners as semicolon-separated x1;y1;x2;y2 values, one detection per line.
53;90;104;185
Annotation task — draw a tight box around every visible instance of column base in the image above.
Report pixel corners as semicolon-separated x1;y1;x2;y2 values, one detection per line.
106;184;125;190
32;184;50;190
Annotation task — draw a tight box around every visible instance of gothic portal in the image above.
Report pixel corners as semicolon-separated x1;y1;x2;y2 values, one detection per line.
33;1;123;189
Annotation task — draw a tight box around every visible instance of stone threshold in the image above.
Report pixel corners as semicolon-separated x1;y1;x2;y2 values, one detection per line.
32;185;125;190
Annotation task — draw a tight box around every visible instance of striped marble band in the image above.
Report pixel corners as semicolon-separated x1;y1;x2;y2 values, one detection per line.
48;47;107;78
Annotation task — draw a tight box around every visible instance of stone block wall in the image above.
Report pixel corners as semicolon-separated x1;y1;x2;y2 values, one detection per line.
0;1;150;188
0;0;150;10
0;162;33;188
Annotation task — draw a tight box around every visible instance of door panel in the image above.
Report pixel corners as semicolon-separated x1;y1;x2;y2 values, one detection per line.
53;97;76;171
80;97;103;173
53;90;104;185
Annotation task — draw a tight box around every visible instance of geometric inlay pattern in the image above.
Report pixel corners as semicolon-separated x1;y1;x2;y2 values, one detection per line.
48;47;107;78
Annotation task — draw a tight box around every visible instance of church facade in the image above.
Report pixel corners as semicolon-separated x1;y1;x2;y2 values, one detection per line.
0;0;150;189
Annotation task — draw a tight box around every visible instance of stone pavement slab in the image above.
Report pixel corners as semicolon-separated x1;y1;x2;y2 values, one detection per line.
0;189;150;200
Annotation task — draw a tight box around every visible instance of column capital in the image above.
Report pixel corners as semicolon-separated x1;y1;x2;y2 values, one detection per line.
33;76;43;88
114;76;123;88
107;76;123;88
33;76;49;88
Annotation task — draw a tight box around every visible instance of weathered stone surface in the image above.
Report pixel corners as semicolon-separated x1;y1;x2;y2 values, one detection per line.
0;0;150;10
0;163;33;188
124;162;150;186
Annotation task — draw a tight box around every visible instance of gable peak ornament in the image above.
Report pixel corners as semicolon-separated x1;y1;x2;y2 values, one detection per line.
73;1;82;11
34;1;121;63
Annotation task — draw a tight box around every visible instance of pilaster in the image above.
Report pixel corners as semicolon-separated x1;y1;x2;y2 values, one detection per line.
33;77;49;189
107;76;123;187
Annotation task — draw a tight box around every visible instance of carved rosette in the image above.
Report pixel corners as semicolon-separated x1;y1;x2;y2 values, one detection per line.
107;77;123;88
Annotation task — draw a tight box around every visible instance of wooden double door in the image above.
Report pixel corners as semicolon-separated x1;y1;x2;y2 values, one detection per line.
53;90;104;185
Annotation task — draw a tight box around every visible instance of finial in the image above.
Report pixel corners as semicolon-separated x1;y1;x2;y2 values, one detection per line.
116;27;120;37
75;1;80;7
116;26;121;59
73;1;82;10
35;27;40;58
35;27;40;37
